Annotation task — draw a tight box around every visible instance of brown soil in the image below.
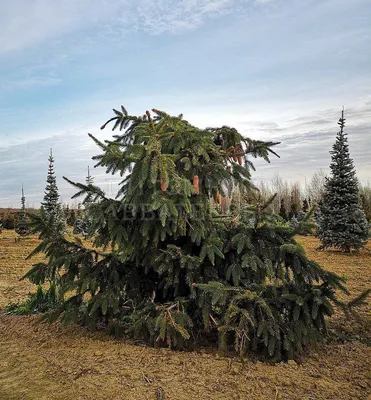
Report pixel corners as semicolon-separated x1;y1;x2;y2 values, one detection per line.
0;230;370;400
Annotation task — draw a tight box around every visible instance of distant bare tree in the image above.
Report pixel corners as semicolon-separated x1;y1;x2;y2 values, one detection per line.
359;181;371;221
290;182;302;216
305;170;327;204
255;174;303;216
270;174;290;213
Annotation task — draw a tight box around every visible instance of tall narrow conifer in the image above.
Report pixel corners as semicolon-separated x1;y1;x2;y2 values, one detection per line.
16;184;28;236
317;110;369;252
41;149;64;226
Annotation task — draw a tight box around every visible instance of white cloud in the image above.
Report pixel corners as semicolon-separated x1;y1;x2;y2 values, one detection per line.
0;1;98;54
1;99;370;207
1;0;371;207
118;0;236;34
0;0;270;54
5;76;62;89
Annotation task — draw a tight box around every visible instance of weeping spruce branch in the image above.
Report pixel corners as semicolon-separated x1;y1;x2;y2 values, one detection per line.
23;106;363;361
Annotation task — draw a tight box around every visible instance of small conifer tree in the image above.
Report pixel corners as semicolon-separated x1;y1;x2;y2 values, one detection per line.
84;166;94;205
41;149;64;229
288;194;299;220
302;198;309;213
72;166;95;237
317;110;369;252
279;199;287;220
15;185;28;236
3;213;15;230
66;208;77;226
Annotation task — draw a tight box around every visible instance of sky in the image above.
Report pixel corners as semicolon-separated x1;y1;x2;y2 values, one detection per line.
0;0;370;207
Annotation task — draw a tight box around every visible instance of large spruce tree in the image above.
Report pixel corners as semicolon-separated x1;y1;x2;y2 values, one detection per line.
25;107;350;361
317;110;369;252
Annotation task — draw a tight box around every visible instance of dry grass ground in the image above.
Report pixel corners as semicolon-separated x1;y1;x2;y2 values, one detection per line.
0;230;370;400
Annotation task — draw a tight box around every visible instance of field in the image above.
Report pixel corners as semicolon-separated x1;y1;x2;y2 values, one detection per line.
0;230;370;400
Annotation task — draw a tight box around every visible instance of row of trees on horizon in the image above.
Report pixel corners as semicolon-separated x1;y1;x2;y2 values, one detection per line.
2;170;371;231
1;125;371;230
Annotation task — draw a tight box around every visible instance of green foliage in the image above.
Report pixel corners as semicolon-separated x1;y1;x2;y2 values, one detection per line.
295;206;316;235
317;111;369;252
16;185;29;236
279;199;287;221
2;213;16;229
41;149;65;230
288;194;299;220
65;206;77;226
23;106;356;361
302;198;309;213
72;166;95;237
5;283;59;315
